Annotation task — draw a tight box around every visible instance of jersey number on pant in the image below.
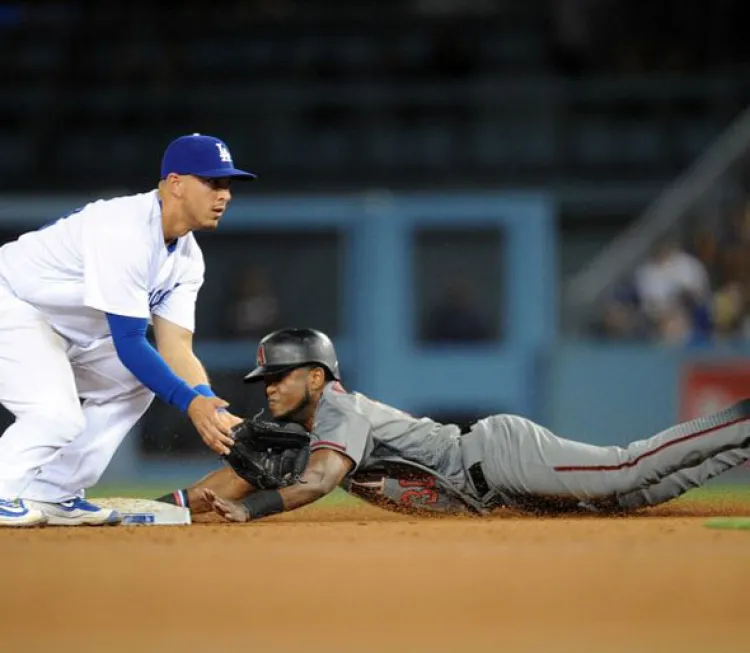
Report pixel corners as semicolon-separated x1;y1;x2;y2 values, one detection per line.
398;477;439;507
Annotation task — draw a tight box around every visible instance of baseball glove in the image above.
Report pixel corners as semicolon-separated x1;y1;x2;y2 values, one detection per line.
222;413;311;490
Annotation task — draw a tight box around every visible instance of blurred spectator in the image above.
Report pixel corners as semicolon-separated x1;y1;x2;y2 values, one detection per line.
711;243;749;341
688;225;719;286
738;282;750;340
662;289;713;346
225;267;281;340
633;238;710;330
713;283;743;339
595;237;714;345
422;277;494;343
592;283;650;341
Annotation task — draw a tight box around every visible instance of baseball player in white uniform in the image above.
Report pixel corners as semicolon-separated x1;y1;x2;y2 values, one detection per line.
0;133;255;527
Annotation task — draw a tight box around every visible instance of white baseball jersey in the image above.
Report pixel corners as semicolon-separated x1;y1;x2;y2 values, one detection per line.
0;190;205;345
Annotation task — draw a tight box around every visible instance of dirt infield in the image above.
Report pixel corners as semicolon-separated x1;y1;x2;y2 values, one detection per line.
2;499;749;653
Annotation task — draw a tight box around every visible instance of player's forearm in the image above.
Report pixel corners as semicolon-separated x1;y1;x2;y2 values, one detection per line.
107;313;198;412
235;482;328;522
239;473;333;521
157;467;254;515
188;467;254;513
278;480;330;511
276;449;351;512
152;315;210;387
158;342;210;388
213;448;352;522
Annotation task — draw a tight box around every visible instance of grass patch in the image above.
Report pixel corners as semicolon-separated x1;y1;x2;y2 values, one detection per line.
672;484;750;503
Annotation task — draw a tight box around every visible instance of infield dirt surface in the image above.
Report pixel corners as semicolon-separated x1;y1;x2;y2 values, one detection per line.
1;492;748;653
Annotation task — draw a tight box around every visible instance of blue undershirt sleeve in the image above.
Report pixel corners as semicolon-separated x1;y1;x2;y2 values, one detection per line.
106;313;199;413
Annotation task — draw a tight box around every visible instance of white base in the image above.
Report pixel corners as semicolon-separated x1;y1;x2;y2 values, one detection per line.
94;498;191;526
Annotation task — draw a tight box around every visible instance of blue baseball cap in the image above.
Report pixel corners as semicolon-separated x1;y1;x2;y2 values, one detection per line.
160;133;256;180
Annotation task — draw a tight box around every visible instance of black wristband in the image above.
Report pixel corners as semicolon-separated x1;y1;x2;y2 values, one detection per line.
242;490;285;520
155;489;190;508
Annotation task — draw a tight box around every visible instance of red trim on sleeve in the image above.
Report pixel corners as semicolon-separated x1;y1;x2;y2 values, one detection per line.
311;440;347;452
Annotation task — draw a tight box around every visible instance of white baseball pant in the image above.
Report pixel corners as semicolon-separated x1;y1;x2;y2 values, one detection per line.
0;281;154;502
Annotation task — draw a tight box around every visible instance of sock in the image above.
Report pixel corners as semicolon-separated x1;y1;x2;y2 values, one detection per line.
155;489;190;508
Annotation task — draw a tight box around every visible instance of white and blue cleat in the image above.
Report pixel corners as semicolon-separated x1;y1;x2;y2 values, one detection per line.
0;498;47;527
25;497;121;526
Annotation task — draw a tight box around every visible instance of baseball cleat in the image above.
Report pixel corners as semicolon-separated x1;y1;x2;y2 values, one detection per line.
25;497;121;526
0;498;47;527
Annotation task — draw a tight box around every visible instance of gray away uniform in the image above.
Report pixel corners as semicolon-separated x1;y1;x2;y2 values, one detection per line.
311;382;750;515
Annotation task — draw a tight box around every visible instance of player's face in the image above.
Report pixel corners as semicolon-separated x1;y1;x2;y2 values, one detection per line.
264;367;324;421
264;368;309;420
182;175;233;230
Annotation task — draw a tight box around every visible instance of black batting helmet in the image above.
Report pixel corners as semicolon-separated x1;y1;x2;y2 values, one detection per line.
243;328;341;383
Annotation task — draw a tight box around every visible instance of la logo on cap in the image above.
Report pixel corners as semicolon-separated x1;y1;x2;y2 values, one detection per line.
216;142;232;163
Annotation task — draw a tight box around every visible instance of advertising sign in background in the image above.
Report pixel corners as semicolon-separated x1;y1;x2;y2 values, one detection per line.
680;361;750;479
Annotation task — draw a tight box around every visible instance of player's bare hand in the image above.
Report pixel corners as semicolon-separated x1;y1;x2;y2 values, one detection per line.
187;395;234;455
217;410;243;432
202;489;250;523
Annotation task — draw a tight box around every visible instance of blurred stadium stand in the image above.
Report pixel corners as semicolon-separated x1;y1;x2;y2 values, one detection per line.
2;1;749;195
567;106;750;345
